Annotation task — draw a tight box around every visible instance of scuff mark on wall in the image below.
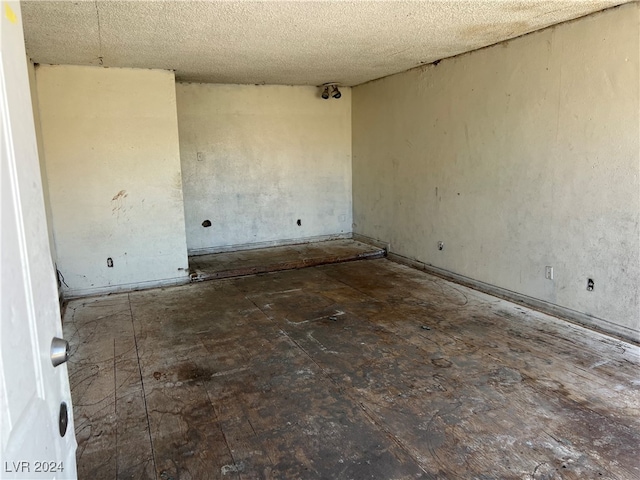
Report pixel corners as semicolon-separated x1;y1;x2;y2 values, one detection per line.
112;189;127;201
111;189;129;221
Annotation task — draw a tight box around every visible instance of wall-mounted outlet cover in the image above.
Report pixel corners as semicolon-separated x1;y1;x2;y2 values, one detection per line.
587;278;594;291
438;241;444;251
545;266;553;280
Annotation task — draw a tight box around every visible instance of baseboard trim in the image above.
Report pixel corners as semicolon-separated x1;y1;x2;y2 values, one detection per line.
63;274;191;300
188;233;353;256
352;233;390;253
386;252;639;345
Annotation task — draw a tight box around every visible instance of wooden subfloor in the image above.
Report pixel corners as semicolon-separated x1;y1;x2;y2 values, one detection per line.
64;259;640;479
188;239;385;281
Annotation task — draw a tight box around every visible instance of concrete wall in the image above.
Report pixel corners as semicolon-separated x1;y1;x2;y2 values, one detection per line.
352;4;639;339
35;65;189;296
176;83;352;254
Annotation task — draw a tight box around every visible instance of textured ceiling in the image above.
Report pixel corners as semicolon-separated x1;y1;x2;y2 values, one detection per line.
21;0;632;86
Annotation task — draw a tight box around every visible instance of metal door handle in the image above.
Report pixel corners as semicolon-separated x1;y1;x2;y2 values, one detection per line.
51;337;70;367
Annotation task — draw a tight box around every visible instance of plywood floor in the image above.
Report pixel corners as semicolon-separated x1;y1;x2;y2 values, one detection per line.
64;258;640;479
188;239;385;281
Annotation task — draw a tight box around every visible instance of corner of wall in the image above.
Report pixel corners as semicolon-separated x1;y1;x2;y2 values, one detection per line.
26;57;62;299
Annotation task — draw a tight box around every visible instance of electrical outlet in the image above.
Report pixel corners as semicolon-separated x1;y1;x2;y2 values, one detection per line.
545;266;553;280
587;278;594;291
196;152;204;162
438;241;444;251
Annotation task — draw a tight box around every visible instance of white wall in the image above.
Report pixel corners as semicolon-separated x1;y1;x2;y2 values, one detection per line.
176;83;352;254
353;4;639;339
36;65;189;296
26;58;58;283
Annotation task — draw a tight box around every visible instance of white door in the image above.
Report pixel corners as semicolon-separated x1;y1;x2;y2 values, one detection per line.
0;2;77;479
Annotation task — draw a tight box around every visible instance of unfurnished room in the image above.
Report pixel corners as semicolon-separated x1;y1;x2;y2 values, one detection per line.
1;1;639;479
